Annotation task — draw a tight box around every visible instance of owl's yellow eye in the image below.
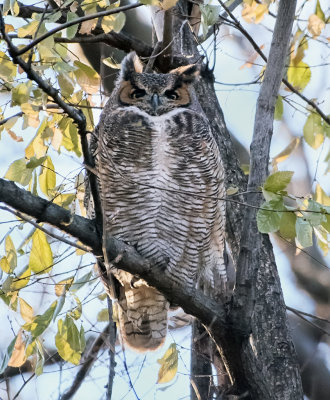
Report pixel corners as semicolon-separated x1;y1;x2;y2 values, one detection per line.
164;90;179;100
131;88;146;99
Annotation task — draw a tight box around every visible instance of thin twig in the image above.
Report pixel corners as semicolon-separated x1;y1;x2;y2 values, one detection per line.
286;306;330;324
7;3;142;57
0;206;90;252
217;0;330;125
287;307;330;336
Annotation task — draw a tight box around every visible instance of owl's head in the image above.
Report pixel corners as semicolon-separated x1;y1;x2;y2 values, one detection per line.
117;52;200;116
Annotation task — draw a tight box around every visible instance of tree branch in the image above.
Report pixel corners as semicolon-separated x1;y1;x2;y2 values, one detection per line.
231;0;304;397
7;3;142;57
0;178;228;334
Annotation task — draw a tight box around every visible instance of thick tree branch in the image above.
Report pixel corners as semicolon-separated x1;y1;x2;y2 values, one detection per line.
230;0;304;398
0;178;228;333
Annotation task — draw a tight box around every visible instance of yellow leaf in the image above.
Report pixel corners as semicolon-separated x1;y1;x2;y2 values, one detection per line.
8;331;26;368
303;113;324;149
287;61;311;91
29;230;53;274
157;343;178;384
272;138;300;165
17;20;39;38
308;14;325;38
55;277;74;297
315;184;330;206
5;235;17;271
39;156;56;196
19;297;34;323
102;57;121;69
5;24;15;33
11;267;31;291
97;308;109;322
73;61;99;94
160;0;179;10
55;317;85;365
52;193;75;209
0;51;16;81
226;186;239;196
242;2;268;24
0;257;11;274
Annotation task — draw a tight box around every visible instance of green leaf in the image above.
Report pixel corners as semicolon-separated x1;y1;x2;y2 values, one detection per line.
257;200;283;233
279;212;296;239
55;316;86;365
23;301;57;339
58;73;74;97
11;81;32;106
29;230;53;273
302;200;326;226
39;156;56;196
303;113;324;149
287;61;311;91
295;218;313;248
101;12;126;33
263;171;294;192
157;343;178;384
26;156;47;169
0;336;16;374
35;339;45;376
66;12;79;39
5;235;17;271
71;271;93;292
274;95;283;120
53;292;66;321
5;158;33;186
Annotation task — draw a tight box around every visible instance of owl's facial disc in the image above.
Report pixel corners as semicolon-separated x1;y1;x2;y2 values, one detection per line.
118;77;191;116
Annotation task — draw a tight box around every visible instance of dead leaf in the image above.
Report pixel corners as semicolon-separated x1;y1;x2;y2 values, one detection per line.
308;14;325;38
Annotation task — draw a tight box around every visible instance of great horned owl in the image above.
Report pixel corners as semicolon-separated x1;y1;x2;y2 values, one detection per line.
91;52;226;352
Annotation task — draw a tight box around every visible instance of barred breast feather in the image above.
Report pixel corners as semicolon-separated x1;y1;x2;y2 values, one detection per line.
96;105;226;351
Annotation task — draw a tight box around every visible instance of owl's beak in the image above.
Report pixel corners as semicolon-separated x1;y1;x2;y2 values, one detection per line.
151;93;160;112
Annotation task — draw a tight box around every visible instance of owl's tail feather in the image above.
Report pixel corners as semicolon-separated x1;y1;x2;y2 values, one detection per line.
117;284;169;352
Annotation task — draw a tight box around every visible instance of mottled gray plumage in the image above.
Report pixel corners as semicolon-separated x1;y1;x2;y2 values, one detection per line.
90;52;226;352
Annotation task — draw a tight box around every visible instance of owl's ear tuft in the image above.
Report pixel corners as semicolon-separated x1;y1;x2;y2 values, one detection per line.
170;64;200;83
121;52;144;80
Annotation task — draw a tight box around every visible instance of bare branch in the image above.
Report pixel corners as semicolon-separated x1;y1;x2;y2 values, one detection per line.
217;1;330;125
0;206;89;252
9;3;142;57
